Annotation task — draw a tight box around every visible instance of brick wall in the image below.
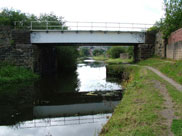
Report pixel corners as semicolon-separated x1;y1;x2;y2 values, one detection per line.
168;28;182;45
167;41;182;60
167;28;182;60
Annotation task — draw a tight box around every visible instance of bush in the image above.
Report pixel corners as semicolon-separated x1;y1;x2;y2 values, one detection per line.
93;49;105;56
106;65;132;80
107;47;126;58
79;48;90;57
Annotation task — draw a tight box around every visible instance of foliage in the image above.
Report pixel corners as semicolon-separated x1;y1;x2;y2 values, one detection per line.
0;8;29;27
127;46;134;57
107;46;126;58
106;65;131;79
161;0;182;38
79;48;90;57
0;63;39;84
147;20;163;33
93;49;105;56
0;8;65;29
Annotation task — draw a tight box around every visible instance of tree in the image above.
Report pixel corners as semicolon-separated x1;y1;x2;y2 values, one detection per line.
162;0;182;38
107;47;126;58
79;48;90;57
0;9;66;30
0;8;29;27
93;49;105;56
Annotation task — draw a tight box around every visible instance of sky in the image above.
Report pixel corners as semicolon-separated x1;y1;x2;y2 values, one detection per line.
0;0;164;24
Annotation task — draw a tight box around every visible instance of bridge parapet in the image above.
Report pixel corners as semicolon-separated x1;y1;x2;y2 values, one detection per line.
14;21;153;32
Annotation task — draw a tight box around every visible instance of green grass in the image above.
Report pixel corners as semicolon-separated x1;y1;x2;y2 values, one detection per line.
105;58;133;64
0;64;39;84
100;58;182;136
93;55;108;61
171;120;182;136
93;55;133;64
100;66;166;136
138;57;182;84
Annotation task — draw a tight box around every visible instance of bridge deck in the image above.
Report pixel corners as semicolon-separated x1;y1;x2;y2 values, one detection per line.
30;30;146;45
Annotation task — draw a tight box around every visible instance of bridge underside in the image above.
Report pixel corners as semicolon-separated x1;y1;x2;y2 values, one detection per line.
31;30;146;45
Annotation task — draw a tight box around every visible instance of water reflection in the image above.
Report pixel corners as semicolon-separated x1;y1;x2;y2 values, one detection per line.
0;114;111;136
0;59;123;136
78;60;121;92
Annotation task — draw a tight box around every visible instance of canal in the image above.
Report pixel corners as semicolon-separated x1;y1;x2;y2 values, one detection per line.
0;59;122;136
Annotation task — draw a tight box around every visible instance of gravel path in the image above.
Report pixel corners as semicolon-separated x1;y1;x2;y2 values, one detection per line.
145;66;182;92
152;80;176;136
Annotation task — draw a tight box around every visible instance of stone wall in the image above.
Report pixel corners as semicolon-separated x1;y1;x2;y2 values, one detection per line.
0;27;12;47
155;32;166;58
134;44;154;62
120;53;129;59
0;27;34;70
167;28;182;60
0;44;34;70
12;30;30;44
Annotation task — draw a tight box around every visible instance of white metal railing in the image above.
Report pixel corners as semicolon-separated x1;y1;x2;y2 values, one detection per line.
15;114;111;129
14;21;153;31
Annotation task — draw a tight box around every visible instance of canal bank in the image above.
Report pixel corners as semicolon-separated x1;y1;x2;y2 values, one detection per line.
100;60;182;136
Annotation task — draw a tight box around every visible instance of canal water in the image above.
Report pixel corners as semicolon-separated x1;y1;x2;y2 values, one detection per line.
0;59;122;136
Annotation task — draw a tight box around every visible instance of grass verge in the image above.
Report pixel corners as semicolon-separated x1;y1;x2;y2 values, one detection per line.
93;55;108;61
138;57;182;84
100;66;166;136
93;55;133;64
0;63;39;84
171;119;182;136
106;58;133;64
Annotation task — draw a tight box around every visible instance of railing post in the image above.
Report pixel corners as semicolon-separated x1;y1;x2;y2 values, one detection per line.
119;23;120;31
61;22;63;31
31;21;32;30
14;21;16;29
91;22;93;30
76;22;78;31
46;22;48;31
105;22;107;31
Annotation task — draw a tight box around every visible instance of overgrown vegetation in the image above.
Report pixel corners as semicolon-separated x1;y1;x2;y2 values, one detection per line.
149;0;182;39
106;65;132;81
0;8;66;29
79;47;90;57
101;66;166;135
0;63;39;84
107;46;127;58
93;49;105;56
